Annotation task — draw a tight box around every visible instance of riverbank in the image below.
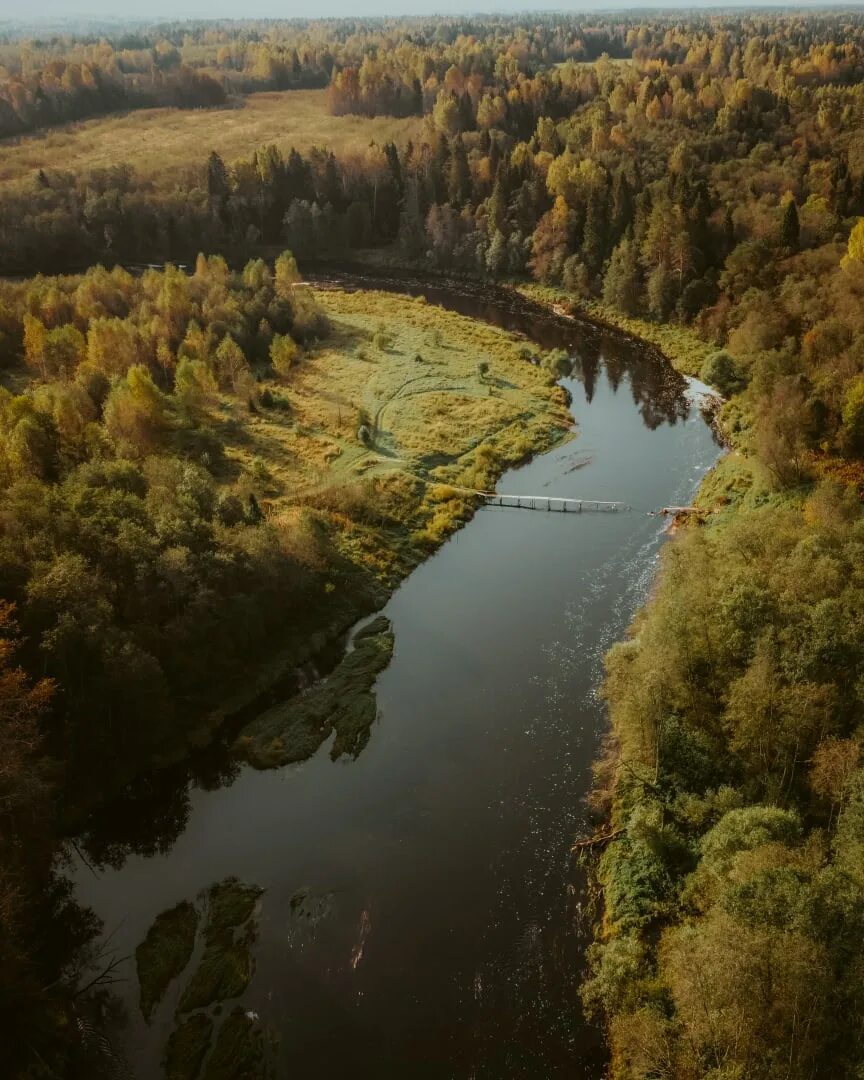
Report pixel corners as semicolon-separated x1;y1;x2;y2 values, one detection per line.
312;251;714;382
68;278;720;1080
158;285;573;774
515;283;714;381
576;365;864;1075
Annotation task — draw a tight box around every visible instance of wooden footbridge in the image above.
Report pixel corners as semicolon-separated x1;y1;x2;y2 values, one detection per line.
478;491;629;512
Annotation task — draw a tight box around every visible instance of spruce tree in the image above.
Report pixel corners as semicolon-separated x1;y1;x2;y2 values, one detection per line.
780;199;800;251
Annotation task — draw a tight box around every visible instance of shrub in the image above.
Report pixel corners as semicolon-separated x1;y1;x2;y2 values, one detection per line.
700;349;745;396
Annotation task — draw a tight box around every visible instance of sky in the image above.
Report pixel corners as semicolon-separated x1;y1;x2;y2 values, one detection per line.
0;1;836;20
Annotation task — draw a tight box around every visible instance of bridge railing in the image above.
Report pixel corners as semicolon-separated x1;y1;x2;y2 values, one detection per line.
479;493;628;512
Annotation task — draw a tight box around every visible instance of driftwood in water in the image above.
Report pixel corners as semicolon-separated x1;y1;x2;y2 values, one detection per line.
570;828;625;853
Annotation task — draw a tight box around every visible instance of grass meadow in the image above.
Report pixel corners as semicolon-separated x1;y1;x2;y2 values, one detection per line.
222;288;572;565
0;89;423;189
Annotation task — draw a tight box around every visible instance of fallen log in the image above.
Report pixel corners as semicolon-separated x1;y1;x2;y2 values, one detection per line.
570;828;625;852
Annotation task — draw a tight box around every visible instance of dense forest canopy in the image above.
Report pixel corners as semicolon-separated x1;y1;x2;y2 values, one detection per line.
2;9;864;1080
4;10;864;135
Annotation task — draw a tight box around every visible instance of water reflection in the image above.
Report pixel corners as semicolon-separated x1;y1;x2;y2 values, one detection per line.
313;269;695;430
79;744;240;867
76;279;701;875
69;277;720;1079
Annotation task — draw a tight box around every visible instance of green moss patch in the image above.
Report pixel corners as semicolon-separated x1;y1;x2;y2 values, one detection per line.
177;939;254;1014
136;901;199;1021
236;615;395;768
205;879;263;947
177;880;262;1014
164;1013;213;1080
202;1008;268;1080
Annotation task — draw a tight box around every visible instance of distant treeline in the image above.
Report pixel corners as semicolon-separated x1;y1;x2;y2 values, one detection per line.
4;10;864;1080
7;11;864;138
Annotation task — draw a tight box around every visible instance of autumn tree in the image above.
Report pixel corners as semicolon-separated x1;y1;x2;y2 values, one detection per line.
270;333;299;378
103;365;172;454
214;335;249;394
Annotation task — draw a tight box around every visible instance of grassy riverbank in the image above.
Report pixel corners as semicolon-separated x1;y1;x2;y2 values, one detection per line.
226;286;571;766
516;283;714;380
311;257;714;381
0;264;572;799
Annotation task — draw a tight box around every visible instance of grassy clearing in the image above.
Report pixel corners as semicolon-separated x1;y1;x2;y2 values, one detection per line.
135;901;199;1021
518;283;713;379
0;89;422;190
275;288;569;487
220;288;570;576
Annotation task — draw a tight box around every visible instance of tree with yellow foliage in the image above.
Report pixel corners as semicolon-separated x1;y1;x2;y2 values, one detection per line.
843;218;864;268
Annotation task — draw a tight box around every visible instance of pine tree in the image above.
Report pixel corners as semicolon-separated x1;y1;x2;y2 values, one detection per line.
583;187;609;273
448;136;471;207
487;168;508;233
723;206;736;255
610;170;633;244
206;151;230;214
780;199;800;251
603;236;642;315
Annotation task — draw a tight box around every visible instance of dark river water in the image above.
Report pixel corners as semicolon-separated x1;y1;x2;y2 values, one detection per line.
70;279;721;1079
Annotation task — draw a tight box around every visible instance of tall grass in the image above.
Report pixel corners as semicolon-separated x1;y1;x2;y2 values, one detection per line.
0;90;422;190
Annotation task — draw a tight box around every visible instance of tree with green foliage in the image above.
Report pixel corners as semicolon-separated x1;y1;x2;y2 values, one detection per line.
603;236;642;315
214;335;249;394
844;217;864;266
839;376;864;455
700;349;745;395
269;333;299;378
174;356;217;418
103;365;172;455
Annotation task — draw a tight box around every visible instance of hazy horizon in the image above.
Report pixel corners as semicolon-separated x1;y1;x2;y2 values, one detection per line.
1;1;856;22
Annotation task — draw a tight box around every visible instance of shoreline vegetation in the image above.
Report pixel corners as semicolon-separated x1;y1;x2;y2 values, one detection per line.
0;263;573;799
0;254;572;1077
4;9;864;1079
516;283;714;381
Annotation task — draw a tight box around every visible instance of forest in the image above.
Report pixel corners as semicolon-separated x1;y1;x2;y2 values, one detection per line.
2;8;864;1079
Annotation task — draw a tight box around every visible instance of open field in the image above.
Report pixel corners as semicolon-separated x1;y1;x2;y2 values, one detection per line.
0;89;423;189
222;288;571;543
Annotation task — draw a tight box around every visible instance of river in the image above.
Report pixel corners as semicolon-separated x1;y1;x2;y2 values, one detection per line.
70;279;721;1079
